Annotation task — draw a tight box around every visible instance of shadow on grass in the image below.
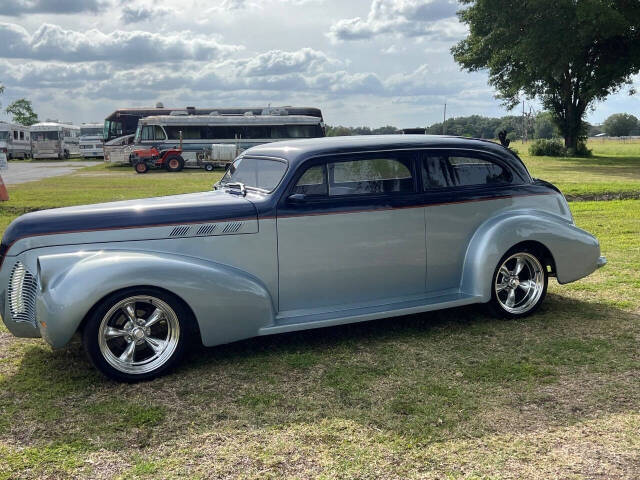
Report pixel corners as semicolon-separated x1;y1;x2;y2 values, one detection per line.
1;293;638;453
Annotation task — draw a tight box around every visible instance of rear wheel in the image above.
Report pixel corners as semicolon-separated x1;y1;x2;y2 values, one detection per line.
165;155;184;172
204;163;214;172
82;289;191;382
135;161;149;174
487;249;548;319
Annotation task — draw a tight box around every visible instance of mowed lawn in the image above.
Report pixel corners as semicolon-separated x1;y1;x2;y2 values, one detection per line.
0;140;638;479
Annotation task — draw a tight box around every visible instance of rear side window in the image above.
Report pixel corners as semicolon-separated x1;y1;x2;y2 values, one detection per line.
422;153;512;189
328;157;414;196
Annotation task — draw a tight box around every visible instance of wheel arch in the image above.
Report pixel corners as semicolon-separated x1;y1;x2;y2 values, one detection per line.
36;250;275;349
77;284;200;338
461;211;599;300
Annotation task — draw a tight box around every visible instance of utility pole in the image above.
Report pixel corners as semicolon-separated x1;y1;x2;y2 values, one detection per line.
443;102;447;135
522;100;526;144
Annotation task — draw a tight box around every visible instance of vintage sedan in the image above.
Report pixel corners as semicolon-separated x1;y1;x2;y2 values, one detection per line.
0;136;606;381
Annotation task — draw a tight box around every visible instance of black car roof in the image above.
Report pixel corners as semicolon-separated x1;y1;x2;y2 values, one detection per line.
245;135;531;180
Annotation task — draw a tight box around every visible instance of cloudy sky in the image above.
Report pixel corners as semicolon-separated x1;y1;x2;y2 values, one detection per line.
0;0;638;128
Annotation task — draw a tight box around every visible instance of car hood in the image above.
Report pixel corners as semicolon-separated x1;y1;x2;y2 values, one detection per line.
1;190;257;250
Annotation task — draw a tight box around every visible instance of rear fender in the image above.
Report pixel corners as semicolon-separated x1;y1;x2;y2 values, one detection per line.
37;250;275;348
461;211;600;300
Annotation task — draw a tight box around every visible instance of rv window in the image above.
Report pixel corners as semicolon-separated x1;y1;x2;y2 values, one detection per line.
19;131;24;140
154;125;166;140
0;132;8;140
141;126;154;141
33;131;60;141
13;131;18;140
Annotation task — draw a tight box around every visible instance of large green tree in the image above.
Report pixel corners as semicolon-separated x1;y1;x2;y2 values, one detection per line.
6;99;38;126
452;0;640;152
603;113;638;137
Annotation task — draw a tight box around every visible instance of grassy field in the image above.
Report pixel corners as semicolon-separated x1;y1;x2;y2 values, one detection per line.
0;140;638;479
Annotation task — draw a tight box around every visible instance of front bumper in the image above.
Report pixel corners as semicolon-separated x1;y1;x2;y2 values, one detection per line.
597;256;607;269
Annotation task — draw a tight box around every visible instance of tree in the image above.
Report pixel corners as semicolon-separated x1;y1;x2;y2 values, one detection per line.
534;112;558;139
5;99;38;126
603;113;638;137
452;1;640;152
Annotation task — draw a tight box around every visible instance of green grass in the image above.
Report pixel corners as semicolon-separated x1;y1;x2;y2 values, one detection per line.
0;146;638;478
516;138;640;199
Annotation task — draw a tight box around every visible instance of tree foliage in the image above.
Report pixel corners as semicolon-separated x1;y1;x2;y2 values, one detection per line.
326;125;400;136
452;0;640;152
5;99;38;126
603;113;638;137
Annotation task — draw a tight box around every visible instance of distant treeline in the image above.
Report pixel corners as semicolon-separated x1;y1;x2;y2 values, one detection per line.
327;113;613;139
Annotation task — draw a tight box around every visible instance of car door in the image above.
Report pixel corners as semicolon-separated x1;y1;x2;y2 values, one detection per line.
419;149;523;293
276;151;427;313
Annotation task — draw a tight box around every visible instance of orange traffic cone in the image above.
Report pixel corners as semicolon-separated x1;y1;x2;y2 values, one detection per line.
0;175;9;201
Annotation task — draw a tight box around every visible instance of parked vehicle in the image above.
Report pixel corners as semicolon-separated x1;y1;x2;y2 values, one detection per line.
104;134;135;165
130;109;325;171
30;122;80;159
0;122;31;159
0;135;606;381
79;123;104;158
103;105;323;143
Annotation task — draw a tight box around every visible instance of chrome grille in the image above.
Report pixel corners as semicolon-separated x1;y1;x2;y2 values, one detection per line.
8;261;38;326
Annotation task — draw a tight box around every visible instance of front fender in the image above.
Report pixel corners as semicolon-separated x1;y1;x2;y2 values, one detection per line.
36;250;275;348
461;211;600;301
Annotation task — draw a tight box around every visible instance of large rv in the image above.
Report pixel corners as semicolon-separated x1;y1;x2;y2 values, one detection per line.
133;109;325;168
104;134;135;165
104;105;324;143
0;122;31;159
79;123;104;158
30;122;81;159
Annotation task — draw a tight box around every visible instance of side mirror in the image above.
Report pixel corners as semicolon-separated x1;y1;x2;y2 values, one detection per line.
287;193;307;205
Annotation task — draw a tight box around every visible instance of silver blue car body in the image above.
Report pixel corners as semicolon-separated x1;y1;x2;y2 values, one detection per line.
1;135;604;352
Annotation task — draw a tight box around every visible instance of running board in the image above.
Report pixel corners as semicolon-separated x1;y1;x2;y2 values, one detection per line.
259;293;482;336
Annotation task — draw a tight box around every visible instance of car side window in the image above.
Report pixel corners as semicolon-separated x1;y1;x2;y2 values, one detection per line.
292;164;327;196
422;153;512;189
328;157;414;196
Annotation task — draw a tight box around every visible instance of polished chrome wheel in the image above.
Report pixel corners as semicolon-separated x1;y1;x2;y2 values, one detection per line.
97;295;180;375
494;252;545;315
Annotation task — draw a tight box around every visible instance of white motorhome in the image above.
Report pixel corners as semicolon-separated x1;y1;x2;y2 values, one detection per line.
30;122;81;159
0;122;31;159
104;134;135;165
79;123;104;158
134;108;325;167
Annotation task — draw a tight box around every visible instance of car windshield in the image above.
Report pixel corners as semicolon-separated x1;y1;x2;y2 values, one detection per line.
80;127;102;136
219;157;287;192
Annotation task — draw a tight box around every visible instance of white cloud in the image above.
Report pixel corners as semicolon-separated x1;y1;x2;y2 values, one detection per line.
0;22;242;64
328;0;464;42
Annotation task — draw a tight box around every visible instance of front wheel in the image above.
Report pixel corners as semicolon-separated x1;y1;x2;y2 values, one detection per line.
134;161;149;174
82;289;191;382
204;163;214;172
487;249;548;319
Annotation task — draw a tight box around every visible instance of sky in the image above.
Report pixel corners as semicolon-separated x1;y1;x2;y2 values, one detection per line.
0;0;638;128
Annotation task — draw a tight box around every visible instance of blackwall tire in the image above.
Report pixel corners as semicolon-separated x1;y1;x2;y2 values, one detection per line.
165;155;185;172
135;162;149;174
82;288;192;382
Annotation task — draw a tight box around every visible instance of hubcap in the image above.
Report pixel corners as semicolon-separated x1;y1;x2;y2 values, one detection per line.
495;253;545;314
98;295;180;375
